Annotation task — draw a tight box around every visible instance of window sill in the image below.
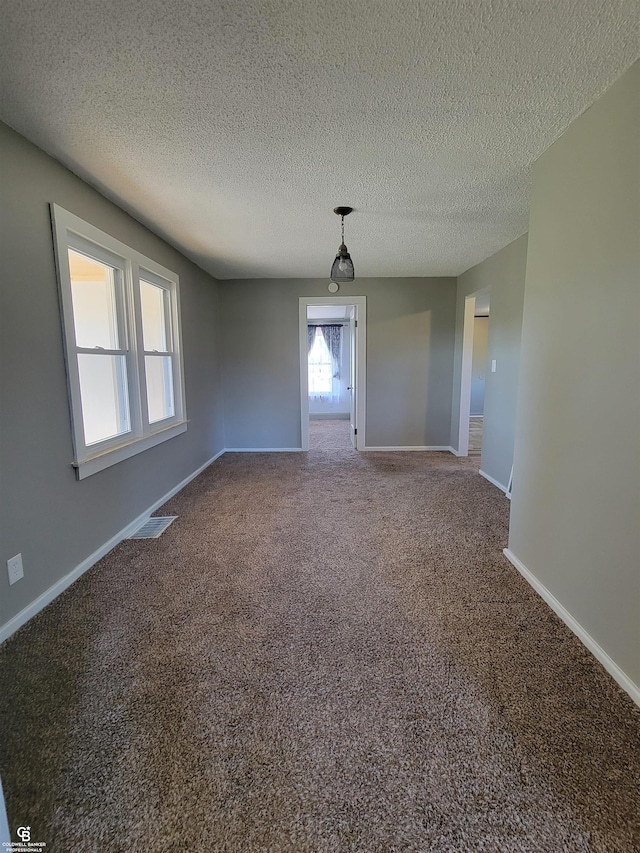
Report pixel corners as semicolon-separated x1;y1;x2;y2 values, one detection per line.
72;421;188;480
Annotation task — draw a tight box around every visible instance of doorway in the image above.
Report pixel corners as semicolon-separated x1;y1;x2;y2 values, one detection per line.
299;296;366;451
458;290;490;457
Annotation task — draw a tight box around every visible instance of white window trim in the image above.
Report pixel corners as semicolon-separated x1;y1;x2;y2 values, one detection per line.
51;204;187;479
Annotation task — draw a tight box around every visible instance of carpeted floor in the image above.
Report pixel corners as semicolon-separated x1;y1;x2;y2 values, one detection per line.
1;426;639;852
469;415;483;453
309;417;352;450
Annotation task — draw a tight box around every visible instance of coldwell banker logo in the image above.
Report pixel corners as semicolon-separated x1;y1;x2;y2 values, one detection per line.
2;825;46;849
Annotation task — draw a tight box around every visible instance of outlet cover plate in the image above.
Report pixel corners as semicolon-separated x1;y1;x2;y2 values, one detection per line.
7;554;24;585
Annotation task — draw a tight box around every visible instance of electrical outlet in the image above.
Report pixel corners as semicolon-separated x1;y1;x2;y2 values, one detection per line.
7;553;24;585
491;359;497;373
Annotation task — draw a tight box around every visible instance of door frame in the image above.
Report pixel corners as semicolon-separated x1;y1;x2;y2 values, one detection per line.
457;289;490;456
299;295;367;450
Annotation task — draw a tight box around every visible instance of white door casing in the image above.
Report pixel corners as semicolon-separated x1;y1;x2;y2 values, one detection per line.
349;305;357;448
457;294;476;456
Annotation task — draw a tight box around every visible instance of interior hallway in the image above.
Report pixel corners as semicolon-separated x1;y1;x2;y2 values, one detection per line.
308;417;352;451
1;450;638;851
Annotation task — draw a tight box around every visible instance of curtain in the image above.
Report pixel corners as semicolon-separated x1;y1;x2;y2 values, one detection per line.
320;325;342;379
307;324;317;354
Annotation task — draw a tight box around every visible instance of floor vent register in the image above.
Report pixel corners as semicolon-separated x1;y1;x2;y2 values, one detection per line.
127;516;178;539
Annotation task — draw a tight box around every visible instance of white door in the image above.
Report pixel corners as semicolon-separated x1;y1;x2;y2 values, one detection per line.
349;305;357;448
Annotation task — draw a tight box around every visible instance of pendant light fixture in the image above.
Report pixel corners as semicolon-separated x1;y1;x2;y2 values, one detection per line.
330;206;355;283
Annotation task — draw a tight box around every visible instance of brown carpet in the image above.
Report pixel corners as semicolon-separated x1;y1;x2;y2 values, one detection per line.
1;426;639;852
309;417;352;450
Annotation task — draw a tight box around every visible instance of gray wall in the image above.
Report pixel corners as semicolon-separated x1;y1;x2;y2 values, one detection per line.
0;123;225;630
451;235;528;488
220;278;456;449
509;62;640;687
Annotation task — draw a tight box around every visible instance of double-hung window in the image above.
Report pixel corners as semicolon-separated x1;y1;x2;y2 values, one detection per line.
51;205;187;479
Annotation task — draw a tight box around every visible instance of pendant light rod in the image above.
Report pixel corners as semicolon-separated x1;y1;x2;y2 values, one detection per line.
334;206;353;247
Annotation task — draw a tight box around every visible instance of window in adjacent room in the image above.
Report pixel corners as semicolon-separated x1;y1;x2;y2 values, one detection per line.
51;204;187;479
308;326;334;395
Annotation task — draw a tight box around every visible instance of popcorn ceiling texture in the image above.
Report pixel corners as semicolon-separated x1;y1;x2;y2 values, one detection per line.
1;424;639;850
0;1;638;278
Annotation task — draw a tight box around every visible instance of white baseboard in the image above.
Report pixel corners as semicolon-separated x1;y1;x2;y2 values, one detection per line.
225;447;303;452
0;448;226;645
308;413;350;420
503;548;640;708
479;469;510;497
227;445;455;454
363;445;454;452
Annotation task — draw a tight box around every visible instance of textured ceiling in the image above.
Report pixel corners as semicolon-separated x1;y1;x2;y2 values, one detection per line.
1;1;638;279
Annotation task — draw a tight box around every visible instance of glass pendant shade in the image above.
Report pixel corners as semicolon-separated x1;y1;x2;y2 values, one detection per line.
330;244;355;282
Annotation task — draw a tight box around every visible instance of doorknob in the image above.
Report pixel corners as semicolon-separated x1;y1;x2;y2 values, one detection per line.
347;386;353;390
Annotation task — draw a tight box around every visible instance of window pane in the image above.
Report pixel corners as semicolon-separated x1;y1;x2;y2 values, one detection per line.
140;280;169;352
145;355;174;423
309;363;333;394
308;328;333;394
68;250;120;349
77;354;130;445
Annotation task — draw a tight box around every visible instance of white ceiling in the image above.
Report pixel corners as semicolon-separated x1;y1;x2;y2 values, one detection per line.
1;1;638;280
